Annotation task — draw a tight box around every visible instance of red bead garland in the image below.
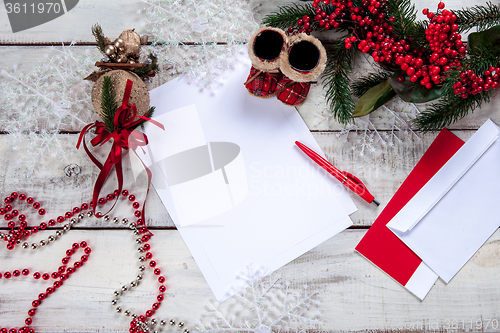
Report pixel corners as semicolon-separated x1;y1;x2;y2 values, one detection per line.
0;190;173;333
0;241;91;333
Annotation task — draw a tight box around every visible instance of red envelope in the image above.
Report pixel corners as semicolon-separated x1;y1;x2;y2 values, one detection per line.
355;129;465;299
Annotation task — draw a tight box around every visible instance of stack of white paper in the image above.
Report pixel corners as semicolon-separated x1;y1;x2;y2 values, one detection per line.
136;48;358;302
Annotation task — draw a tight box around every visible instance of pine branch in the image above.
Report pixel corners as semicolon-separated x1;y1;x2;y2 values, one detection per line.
261;2;318;30
386;0;417;40
133;52;160;80
454;2;500;33
415;50;498;131
92;23;107;57
463;46;500;74
352;71;392;97
415;91;491;130
406;20;429;48
100;76;118;132
323;42;355;124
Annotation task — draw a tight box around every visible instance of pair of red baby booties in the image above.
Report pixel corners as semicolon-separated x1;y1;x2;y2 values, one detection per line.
245;27;327;106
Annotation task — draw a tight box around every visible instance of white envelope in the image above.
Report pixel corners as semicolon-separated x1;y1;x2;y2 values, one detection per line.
387;119;500;283
137;47;358;302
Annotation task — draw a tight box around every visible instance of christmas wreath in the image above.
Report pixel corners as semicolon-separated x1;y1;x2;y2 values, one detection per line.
262;0;500;130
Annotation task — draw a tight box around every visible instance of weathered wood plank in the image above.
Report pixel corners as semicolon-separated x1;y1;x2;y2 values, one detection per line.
0;0;145;44
0;130;476;227
2;46;500;134
0;0;261;44
0;229;498;332
318;129;476;225
0;0;486;44
0;132;174;228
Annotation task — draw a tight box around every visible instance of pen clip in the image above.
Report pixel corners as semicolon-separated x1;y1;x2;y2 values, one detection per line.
343;171;369;193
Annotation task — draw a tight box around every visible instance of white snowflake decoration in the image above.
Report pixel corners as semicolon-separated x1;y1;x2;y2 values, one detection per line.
313;94;423;157
0;43;99;174
139;0;258;91
307;51;424;157
198;267;321;333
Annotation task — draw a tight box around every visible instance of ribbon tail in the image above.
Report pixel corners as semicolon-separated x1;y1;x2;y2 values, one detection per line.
91;156;114;214
76;123;95;149
91;144;123;215
114;151;124;211
77;123;104;170
133;150;154;237
134;116;165;130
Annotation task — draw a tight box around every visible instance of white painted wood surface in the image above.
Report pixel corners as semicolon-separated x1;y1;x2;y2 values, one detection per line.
1;0;500;332
0;131;476;227
1;229;500;332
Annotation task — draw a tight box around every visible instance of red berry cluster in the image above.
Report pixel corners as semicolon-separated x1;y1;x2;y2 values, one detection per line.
453;67;500;98
292;15;313;34
347;1;466;89
412;2;465;88
288;0;500;96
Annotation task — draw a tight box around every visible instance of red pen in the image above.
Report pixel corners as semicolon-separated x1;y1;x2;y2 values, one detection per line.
295;141;379;206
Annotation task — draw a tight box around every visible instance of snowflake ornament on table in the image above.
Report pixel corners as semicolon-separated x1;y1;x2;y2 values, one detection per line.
139;0;258;91
313;94;423;157
0;43;100;175
198;267;321;333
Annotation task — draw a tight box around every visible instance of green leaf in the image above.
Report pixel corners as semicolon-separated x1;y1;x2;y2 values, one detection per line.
352;79;396;117
389;71;446;103
468;24;500;55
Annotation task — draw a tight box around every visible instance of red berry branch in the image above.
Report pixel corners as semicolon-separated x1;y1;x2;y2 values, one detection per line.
263;0;500;129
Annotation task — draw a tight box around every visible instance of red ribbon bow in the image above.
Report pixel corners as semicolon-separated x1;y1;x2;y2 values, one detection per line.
77;79;164;220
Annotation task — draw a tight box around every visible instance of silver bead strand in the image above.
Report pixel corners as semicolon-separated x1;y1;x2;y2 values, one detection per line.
105;214;191;333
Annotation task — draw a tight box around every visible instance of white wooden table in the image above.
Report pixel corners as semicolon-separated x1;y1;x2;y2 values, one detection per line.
1;1;500;332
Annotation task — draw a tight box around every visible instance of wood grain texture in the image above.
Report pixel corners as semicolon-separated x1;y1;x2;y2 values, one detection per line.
0;0;146;44
0;133;174;228
0;130;475;228
316;130;475;225
2;46;500;135
0;0;485;44
1;229;499;332
1;1;500;332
